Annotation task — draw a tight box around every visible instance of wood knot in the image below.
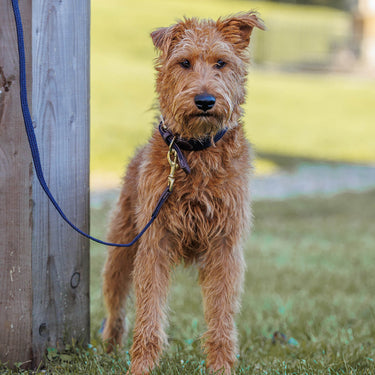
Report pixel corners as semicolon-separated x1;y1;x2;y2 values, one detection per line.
70;272;80;288
0;67;14;92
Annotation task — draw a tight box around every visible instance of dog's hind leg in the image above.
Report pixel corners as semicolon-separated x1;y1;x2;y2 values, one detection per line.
199;240;245;375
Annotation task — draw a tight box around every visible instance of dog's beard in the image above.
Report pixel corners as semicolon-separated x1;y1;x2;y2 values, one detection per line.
182;113;225;139
171;103;231;139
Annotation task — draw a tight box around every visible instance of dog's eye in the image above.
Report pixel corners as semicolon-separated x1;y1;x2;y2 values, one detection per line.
215;60;226;69
180;59;191;69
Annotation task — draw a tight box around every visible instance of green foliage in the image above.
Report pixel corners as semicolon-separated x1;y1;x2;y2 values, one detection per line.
264;0;353;11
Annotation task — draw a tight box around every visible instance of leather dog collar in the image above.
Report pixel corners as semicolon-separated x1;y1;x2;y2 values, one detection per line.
158;122;227;151
158;122;227;175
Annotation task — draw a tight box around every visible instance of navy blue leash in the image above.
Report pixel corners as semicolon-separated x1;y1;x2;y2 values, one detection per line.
10;0;171;247
10;0;227;248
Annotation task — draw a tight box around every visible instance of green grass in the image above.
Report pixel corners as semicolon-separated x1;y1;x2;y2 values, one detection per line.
90;0;375;187
89;191;375;374
2;190;374;373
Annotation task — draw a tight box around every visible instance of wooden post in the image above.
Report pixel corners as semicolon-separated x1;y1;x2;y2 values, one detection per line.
0;0;90;369
0;0;33;367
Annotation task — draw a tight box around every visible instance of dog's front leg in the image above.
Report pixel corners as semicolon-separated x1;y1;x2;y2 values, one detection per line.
199;242;245;375
129;232;171;375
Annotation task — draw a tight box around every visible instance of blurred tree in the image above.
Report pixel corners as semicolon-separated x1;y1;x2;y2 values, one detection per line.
354;0;375;70
263;0;356;11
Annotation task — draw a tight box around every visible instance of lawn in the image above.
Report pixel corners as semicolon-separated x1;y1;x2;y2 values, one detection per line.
2;190;374;374
88;191;375;374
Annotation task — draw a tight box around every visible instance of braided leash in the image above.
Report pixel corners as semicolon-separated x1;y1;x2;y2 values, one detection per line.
10;0;172;247
10;0;226;247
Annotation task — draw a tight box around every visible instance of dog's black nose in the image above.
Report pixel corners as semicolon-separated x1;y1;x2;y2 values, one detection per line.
194;94;216;112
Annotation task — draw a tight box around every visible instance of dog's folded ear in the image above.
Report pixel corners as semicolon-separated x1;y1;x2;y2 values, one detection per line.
151;23;186;56
217;12;265;51
151;27;169;51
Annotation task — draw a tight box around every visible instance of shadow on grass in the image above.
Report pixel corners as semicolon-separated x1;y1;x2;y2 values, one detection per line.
253;152;375;200
257;151;375;171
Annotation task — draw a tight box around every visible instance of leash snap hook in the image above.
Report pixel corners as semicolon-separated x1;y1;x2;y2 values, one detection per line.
167;137;179;192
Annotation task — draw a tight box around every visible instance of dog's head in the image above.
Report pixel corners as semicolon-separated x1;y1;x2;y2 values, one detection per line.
151;12;265;139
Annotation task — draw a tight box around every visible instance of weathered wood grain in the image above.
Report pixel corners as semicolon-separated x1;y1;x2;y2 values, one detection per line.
0;0;33;369
31;0;90;366
0;0;90;368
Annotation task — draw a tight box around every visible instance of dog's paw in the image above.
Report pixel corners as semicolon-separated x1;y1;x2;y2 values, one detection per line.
207;364;232;375
128;356;155;375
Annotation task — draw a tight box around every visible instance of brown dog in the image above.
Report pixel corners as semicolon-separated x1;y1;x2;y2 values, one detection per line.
102;12;264;374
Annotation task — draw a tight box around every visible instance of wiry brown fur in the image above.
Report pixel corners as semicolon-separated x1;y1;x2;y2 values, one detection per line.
102;12;264;375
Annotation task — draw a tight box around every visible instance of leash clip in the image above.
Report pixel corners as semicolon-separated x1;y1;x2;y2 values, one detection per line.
167;137;179;192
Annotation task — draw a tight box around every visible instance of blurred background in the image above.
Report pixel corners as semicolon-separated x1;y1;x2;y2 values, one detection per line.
90;0;375;191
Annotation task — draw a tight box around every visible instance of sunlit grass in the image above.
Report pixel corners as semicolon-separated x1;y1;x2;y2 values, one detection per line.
245;72;375;163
